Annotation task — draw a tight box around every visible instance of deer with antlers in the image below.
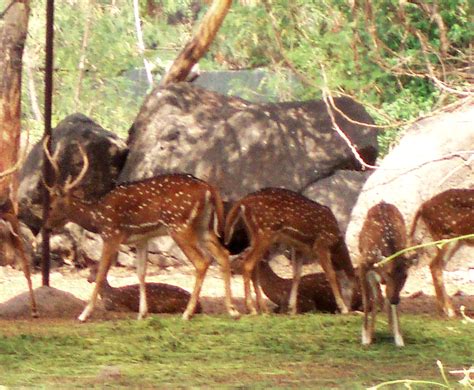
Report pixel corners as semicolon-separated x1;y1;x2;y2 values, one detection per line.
359;201;415;347
225;188;357;315
409;188;474;318
42;139;239;321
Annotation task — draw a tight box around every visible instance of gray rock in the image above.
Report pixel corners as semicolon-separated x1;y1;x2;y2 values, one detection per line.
18;113;128;232
346;105;474;266
303;170;372;234
119;83;378;201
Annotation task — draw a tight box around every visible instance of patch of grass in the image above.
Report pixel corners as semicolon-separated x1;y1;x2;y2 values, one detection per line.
0;314;471;388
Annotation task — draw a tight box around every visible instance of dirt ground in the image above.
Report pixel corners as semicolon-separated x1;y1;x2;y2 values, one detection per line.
1;253;473;320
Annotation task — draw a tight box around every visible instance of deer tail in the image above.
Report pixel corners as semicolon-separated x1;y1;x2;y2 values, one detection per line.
208;185;225;238
224;199;244;246
408;207;423;244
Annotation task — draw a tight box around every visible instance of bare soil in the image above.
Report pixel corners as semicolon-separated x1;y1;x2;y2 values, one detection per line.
0;256;473;320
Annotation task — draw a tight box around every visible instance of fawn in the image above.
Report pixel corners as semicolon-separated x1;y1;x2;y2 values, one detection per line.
359;201;415;347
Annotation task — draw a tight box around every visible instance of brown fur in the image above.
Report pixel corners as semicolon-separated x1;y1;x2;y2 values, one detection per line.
225;188;357;315
86;259;201;314
232;255;361;313
409;188;474;317
44;142;239;322
0;198;38;318
359;201;412;346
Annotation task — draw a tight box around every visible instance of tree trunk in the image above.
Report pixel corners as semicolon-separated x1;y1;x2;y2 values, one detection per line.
0;0;30;199
160;0;232;86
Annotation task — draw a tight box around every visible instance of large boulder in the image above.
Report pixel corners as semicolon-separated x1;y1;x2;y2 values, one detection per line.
18;113;128;233
346;104;474;265
119;83;378;200
302;170;372;234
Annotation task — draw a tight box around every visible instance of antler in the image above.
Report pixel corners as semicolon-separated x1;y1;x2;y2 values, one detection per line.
42;137;89;194
64;142;89;193
42;136;61;192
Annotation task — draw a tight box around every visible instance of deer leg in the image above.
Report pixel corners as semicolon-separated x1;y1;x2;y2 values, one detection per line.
251;264;269;314
366;270;380;345
13;232;38;318
201;231;240;319
387;301;404;347
78;239;121;322
135;241;149;320
316;245;349;314
172;230;211;320
241;240;270;315
430;242;458;318
289;248;302;315
360;266;372;345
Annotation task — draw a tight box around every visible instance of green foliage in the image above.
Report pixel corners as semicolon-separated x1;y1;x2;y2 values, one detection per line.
211;0;471;154
22;0;193;142
20;0;472;155
0;314;472;388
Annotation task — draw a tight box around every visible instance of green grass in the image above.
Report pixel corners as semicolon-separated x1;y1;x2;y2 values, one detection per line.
0;314;472;388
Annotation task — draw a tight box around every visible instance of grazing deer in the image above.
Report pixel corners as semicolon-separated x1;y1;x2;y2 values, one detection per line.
359;201;414;347
231;253;361;313
409;188;474;318
225;188;357;315
42;140;239;321
0;197;38;318
85;257;201;314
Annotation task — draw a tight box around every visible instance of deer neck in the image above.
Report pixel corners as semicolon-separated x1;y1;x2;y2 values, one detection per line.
67;197;108;234
257;262;289;296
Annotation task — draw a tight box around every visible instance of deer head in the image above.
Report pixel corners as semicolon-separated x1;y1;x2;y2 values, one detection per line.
42;137;89;229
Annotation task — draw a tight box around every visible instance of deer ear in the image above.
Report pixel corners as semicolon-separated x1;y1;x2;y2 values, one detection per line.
71;188;85;198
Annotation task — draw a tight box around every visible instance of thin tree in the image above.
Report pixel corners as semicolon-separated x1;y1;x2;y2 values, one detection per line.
160;0;232;86
0;0;31;264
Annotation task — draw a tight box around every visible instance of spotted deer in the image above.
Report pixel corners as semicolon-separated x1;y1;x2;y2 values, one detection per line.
359;201;415;347
43;140;239;321
225;188;357;315
409;188;474;318
0;196;38;318
85;256;201;314
231;252;361;313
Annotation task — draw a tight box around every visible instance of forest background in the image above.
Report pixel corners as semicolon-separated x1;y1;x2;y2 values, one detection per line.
18;0;473;154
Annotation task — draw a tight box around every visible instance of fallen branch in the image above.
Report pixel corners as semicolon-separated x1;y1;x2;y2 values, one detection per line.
375;233;474;268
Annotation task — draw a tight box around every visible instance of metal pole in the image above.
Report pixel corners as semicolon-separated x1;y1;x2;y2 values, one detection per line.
41;0;54;286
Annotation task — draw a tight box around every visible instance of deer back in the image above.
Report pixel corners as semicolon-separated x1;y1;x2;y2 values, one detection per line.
86;259;199;314
410;188;474;241
228;188;342;248
360;201;408;264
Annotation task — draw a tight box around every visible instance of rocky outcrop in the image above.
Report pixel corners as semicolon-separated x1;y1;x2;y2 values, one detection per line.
346;104;474;266
119;83;378;201
18;113;128;233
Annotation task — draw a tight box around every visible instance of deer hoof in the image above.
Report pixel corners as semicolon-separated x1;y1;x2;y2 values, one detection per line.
182;311;193;321
229;307;241;319
361;328;372;345
394;334;405;347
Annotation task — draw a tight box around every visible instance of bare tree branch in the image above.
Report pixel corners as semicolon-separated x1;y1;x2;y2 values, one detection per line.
133;0;153;87
160;0;232;86
74;0;95;108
